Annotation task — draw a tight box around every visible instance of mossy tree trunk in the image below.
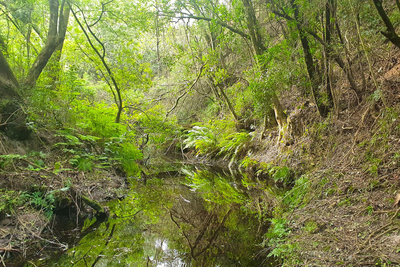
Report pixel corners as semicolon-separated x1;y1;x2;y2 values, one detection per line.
0;50;29;140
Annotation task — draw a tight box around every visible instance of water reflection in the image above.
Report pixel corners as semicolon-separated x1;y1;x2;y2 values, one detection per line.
40;166;275;266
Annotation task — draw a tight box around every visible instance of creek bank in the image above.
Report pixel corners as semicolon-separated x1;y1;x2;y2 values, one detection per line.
0;131;131;264
238;105;400;265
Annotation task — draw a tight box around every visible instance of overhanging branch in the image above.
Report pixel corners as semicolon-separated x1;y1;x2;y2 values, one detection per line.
159;13;250;40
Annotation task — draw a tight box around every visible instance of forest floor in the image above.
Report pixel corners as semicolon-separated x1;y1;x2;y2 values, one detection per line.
249;79;400;266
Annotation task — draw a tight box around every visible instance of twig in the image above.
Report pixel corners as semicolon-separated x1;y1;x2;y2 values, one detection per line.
169;209;196;259
166;64;205;117
0;247;19;252
0;107;22;127
16;217;67;250
0;253;5;267
20;158;56;177
358;208;400;251
337;104;371;166
372;208;397;214
72;246;93;266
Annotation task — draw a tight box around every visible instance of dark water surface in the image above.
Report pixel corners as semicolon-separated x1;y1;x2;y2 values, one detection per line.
27;165;277;266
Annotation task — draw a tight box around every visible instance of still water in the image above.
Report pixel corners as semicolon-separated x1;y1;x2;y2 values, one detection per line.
32;165;277;266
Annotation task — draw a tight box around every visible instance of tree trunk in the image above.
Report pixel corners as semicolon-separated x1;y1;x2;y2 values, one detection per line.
372;0;400;49
291;1;329;117
242;0;266;57
203;23;241;124
216;83;240;122
297;26;330;117
0;50;30;140
25;0;70;88
0;0;70;139
51;6;71;84
272;96;287;129
324;0;335;112
0;50;20;100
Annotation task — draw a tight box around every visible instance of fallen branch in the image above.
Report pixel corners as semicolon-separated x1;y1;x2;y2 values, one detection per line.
0;247;19;252
81;194;106;216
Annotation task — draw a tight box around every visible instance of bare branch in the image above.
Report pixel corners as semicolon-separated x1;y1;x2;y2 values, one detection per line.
89;0;114;27
166;64;205;117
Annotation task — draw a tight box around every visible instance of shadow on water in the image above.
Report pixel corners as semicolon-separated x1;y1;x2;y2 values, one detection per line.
26;164;281;266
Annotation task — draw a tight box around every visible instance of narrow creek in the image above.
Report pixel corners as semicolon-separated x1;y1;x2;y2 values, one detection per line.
23;164;280;266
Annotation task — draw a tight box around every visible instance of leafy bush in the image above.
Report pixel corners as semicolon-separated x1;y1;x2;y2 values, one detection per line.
263;217;299;265
260;176;310;265
269;166;294;186
28;65;92;128
248;40;302;116
0;190;55;218
110;140;143;177
26;191;55;218
0;154;26;169
282;175;310;208
55;126;142;177
73;101;127;138
240;156;259;169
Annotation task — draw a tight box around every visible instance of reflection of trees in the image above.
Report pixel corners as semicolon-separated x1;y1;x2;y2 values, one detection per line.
148;169;271;266
51;216;146;267
49;173;270;266
91;223;116;266
169;206;233;261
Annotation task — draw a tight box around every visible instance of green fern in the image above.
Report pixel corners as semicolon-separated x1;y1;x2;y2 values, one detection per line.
218;132;251;160
0;154;26;160
54;131;84;147
184;126;218;155
0;154;27;169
